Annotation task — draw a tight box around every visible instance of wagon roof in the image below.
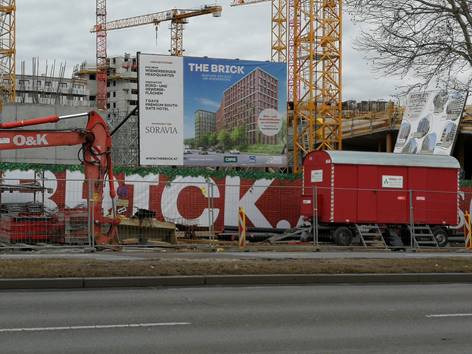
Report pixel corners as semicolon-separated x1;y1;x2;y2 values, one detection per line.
323;151;460;169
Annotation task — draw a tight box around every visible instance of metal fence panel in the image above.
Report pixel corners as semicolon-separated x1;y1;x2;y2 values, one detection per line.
0;177;90;248
1;174;471;250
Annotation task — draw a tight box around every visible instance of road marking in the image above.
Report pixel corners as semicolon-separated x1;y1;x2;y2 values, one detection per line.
0;322;191;333
426;313;472;318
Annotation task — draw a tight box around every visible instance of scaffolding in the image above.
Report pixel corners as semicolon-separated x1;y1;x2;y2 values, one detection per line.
110;110;139;166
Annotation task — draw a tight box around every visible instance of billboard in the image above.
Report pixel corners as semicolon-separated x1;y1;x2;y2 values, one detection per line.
394;89;468;155
138;53;287;167
138;55;184;165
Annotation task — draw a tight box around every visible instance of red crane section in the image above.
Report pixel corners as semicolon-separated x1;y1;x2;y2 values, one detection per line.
96;0;108;111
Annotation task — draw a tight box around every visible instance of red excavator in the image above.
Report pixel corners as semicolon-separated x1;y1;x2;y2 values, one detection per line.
0;111;119;245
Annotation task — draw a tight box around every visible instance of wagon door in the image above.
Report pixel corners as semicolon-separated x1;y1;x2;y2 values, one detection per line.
357;166;377;223
377;168;409;223
409;167;427;224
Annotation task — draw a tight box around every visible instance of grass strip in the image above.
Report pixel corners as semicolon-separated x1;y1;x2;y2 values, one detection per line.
0;258;471;279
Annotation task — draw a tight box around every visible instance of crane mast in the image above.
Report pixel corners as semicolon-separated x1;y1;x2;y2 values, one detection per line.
0;0;16;112
231;0;287;63
292;0;342;173
95;0;107;111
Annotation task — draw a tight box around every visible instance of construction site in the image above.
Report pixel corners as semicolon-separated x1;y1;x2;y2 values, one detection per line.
0;0;471;251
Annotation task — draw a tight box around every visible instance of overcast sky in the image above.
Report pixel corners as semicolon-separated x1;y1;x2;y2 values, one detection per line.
17;0;406;101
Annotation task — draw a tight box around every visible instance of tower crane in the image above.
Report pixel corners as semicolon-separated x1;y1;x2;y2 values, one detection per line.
91;4;222;111
91;5;222;56
232;0;342;173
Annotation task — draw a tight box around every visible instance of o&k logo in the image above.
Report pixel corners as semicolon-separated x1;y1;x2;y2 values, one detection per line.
13;134;49;147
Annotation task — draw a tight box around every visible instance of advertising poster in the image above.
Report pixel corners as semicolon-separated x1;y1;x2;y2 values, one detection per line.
138;53;288;167
138;54;184;166
394;89;468;155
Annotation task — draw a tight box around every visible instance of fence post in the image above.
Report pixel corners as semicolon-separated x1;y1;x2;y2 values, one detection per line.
88;180;95;248
239;207;247;249
409;189;415;250
312;185;319;248
207;180;214;244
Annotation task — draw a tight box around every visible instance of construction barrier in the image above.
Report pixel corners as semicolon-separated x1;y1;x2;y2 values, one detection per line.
238;207;247;249
0;167;471;250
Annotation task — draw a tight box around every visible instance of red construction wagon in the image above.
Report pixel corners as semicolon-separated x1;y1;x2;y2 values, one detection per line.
301;151;460;247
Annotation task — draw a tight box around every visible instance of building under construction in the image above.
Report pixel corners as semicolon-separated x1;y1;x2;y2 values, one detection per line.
16;75;89;107
74;54;139;165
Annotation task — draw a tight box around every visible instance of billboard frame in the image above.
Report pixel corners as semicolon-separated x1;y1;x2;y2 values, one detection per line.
137;52;288;168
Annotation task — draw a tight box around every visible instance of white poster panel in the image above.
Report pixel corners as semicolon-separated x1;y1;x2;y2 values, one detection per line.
394;90;468;155
138;54;184;166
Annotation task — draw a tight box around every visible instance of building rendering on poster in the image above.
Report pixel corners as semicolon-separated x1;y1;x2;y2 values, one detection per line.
394;89;468;155
138;53;287;167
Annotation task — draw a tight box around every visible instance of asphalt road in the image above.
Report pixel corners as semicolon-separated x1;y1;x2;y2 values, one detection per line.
1;284;472;353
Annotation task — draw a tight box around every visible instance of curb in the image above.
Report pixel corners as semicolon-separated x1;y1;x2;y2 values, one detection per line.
2;273;472;290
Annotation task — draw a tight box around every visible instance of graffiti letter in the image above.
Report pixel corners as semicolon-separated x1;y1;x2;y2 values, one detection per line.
224;177;273;228
161;176;220;227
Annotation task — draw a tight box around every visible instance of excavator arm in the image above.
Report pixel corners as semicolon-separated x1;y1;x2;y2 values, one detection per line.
0;129;89;149
0;111;119;245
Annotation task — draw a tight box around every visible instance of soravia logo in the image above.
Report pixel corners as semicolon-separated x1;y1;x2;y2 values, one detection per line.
13;134;49;146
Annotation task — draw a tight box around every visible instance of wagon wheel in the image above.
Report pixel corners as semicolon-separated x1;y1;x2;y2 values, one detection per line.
333;226;353;246
431;226;449;247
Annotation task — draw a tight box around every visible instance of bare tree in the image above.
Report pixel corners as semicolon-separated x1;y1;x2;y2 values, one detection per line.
346;0;472;89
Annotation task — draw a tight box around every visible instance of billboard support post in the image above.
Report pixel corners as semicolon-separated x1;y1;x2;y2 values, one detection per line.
409;189;415;250
207;180;215;244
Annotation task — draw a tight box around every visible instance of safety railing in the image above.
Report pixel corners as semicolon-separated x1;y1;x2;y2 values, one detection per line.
0;177;91;249
342;107;404;139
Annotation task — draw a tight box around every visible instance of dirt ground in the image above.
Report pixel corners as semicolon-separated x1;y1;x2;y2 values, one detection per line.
1;257;472;278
